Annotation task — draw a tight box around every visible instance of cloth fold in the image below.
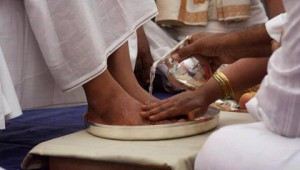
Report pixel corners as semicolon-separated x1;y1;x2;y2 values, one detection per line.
246;13;286;122
25;0;157;92
155;0;251;26
0;0;157;109
0;46;22;129
21;111;255;170
265;13;287;42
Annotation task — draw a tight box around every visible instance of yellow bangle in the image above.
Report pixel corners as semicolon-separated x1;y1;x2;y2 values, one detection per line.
213;71;233;99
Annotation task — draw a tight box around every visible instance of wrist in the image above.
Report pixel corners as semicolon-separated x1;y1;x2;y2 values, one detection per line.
196;77;224;105
212;71;234;99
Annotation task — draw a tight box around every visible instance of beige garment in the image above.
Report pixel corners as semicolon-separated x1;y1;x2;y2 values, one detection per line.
22;111;255;170
155;0;251;26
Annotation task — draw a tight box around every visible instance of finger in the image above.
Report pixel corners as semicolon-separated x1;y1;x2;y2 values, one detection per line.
188;32;211;44
141;100;166;110
195;55;211;67
177;118;187;123
171;42;200;62
187;107;207;121
149;108;179;121
154;119;173;125
140;101;175;118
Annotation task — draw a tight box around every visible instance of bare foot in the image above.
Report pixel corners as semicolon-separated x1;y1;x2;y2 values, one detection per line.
107;42;158;104
83;70;151;126
83;70;181;125
86;94;151;126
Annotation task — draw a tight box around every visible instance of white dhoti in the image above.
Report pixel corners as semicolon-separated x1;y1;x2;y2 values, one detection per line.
195;123;300;170
0;46;22;129
0;0;157;127
195;0;300;168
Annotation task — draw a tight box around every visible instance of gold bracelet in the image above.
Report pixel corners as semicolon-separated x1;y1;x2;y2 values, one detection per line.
213;71;233;99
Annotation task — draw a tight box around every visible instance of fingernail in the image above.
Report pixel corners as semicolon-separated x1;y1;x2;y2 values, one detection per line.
171;53;179;60
149;116;155;120
140;112;147;116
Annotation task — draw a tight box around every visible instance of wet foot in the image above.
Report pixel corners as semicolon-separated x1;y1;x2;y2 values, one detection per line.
86;90;151;126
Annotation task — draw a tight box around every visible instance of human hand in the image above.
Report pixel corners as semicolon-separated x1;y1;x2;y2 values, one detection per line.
172;32;238;68
140;90;210;121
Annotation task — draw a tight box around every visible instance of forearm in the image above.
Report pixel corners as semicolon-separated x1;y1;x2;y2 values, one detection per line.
222;0;285;58
263;0;285;19
222;58;268;93
198;58;268;104
221;24;273;59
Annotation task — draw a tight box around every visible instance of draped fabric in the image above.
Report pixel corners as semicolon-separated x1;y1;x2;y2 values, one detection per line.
25;0;157;92
195;1;300;169
0;46;22;129
155;0;267;41
155;0;251;26
0;0;157;127
247;0;300;138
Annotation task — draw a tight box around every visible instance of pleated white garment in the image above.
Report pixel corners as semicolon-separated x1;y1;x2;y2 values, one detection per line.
24;0;157;92
0;0;157;127
195;0;300;169
0;46;22;129
247;0;300;138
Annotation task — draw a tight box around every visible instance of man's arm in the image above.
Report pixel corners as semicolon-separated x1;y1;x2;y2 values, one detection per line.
263;0;285;19
173;24;273;63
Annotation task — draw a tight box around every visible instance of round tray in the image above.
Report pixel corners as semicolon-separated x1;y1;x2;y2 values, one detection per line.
84;107;220;141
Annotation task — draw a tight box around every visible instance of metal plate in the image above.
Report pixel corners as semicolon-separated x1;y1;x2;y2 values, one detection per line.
84;107;220;141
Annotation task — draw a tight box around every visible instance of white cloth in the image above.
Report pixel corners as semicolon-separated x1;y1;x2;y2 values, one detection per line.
195;1;300;169
247;0;300;138
21;111;255;170
0;46;22;129
265;13;287;42
159;0;268;40
0;0;157;111
0;0;86;109
195;123;300;170
25;0;157;92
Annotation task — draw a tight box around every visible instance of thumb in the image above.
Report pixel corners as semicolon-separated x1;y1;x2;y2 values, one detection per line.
171;42;200;62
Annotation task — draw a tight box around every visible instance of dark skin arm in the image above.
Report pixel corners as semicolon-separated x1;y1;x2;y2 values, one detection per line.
134;26;153;89
140;1;285;121
264;0;285;18
140;27;271;121
172;24;273;63
173;0;286;63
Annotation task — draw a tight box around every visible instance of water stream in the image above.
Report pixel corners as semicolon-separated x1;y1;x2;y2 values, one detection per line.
147;59;160;104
